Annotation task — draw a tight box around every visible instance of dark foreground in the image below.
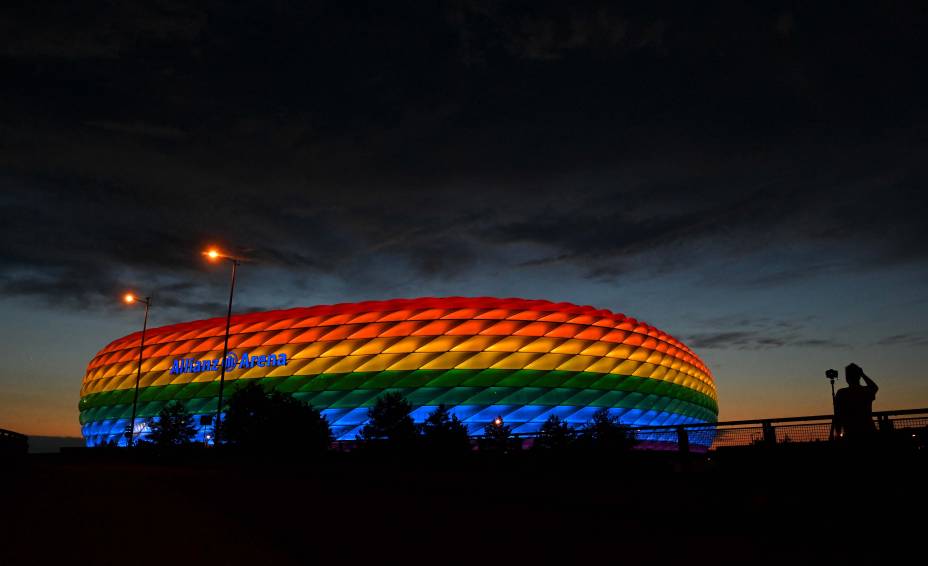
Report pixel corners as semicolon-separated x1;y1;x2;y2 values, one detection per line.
2;445;925;565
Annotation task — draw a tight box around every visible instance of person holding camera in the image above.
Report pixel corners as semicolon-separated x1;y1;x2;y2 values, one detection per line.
833;363;879;442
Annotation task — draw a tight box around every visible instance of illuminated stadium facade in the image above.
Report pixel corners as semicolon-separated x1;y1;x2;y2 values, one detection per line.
80;297;718;446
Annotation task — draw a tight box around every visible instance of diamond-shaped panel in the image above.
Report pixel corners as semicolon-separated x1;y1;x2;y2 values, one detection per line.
80;297;718;445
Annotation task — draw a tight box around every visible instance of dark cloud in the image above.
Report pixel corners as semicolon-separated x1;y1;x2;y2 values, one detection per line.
1;1;927;318
876;334;928;347
687;329;847;351
685;315;846;350
0;1;206;60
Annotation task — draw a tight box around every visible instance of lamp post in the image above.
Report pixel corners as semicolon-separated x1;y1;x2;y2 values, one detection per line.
204;248;242;446
124;293;151;447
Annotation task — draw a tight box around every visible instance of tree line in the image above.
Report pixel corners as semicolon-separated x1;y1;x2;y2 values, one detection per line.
127;383;636;454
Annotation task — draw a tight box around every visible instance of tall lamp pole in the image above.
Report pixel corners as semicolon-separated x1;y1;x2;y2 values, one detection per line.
124;293;151;447
204;248;241;446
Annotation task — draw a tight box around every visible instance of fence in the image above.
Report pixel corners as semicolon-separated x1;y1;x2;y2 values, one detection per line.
329;409;928;453
613;408;928;453
0;427;28;456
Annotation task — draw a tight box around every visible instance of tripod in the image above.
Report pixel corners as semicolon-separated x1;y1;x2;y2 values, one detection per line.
828;372;838;440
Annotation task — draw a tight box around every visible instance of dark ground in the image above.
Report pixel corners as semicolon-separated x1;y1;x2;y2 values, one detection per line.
24;436;87;454
2;445;925;565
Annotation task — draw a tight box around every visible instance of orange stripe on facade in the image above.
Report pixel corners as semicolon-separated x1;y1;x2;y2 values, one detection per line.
83;298;717;399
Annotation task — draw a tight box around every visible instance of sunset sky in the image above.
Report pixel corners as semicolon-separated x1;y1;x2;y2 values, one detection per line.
2;2;926;437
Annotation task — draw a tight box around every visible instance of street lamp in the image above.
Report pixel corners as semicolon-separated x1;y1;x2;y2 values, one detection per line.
203;247;242;446
124;293;151;447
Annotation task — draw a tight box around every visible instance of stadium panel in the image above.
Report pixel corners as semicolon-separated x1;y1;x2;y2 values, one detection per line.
79;297;718;446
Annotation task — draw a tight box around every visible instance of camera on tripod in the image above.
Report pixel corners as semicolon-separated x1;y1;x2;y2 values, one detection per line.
826;368;838;380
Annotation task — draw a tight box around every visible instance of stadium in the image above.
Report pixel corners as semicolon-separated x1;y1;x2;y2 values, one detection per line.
80;297;718;446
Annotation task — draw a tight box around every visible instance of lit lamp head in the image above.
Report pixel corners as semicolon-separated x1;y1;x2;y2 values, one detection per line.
123;293;150;307
202;247;243;265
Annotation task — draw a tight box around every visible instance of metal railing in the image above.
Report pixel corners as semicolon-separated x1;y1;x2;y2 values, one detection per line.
330;409;928;453
618;408;928;452
0;427;29;456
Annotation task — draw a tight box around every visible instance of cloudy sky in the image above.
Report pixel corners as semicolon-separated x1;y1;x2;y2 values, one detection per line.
2;2;927;436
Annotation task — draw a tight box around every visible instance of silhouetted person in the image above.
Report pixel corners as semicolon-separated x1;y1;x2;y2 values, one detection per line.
833;363;878;443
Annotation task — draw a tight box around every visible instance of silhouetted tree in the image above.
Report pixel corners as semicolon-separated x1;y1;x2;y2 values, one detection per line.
221;381;332;453
534;415;576;451
147;401;197;447
580;408;636;452
480;416;515;453
420;404;471;453
360;392;418;448
95;436;122;449
219;381;266;445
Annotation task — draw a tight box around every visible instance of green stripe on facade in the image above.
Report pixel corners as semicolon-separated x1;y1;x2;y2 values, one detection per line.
79;369;718;425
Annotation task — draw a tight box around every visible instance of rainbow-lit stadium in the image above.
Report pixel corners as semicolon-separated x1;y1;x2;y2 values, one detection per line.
80;297;718;446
